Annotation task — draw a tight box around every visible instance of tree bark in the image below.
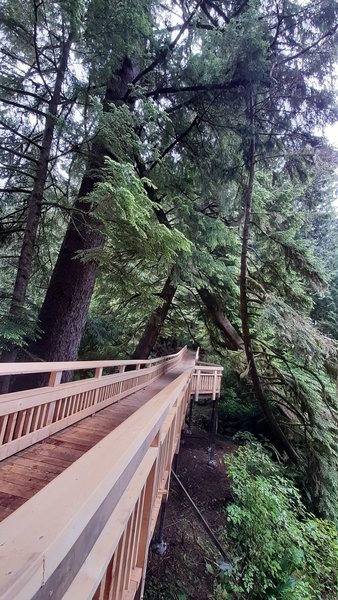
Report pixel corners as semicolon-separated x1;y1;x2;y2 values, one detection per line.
239;96;298;463
198;288;244;351
0;31;73;392
131;275;177;359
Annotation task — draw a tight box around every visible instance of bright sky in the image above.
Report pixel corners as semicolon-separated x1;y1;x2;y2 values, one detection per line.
326;122;338;149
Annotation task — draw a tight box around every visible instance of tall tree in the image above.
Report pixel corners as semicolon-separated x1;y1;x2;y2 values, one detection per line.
0;2;79;382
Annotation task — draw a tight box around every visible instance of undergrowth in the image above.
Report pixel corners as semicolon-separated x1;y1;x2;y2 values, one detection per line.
215;440;338;600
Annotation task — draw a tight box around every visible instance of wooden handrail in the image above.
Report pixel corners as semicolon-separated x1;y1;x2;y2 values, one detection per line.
194;365;223;372
0;347;188;377
196;361;223;369
0;368;194;600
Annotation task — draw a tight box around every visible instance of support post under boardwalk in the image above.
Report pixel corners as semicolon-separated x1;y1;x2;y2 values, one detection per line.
208;398;219;466
151;497;168;556
187;395;194;432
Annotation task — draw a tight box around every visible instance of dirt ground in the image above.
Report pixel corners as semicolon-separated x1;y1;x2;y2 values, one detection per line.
144;419;237;600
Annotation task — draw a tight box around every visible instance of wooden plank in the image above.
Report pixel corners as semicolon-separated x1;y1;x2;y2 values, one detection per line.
3;413;17;444
0;467;51;486
19;447;73;469
0;478;42;500
123;568;142;600
123;509;138;591
0;463;57;484
47;435;94;453
0;491;26;510
0;415;9;444
0;506;14;522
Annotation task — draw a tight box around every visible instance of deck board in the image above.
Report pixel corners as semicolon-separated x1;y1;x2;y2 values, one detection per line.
0;352;195;522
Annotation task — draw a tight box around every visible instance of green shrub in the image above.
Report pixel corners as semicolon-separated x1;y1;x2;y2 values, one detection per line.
218;388;257;433
218;442;338;599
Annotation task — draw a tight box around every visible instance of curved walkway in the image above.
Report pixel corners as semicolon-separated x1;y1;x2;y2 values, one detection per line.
0;351;196;522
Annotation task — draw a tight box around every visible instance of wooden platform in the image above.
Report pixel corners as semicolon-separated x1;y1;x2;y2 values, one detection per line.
0;353;195;522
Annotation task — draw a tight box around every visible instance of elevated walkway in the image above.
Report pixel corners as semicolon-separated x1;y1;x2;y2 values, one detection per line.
0;347;222;600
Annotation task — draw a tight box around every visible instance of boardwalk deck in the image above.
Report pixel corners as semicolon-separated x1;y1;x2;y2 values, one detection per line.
0;351;196;522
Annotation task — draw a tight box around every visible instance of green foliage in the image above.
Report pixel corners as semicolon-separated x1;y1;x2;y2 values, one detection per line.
1;0;337;532
219;442;338;600
82;158;191;307
83;0;152;80
0;302;38;352
217;388;257;433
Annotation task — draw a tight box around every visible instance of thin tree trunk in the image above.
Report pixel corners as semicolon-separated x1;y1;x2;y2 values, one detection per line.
198;288;244;351
0;32;73;392
239;95;298;463
131;275;177;359
13;59;139;390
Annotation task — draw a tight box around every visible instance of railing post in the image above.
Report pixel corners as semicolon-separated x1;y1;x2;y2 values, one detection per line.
48;370;62;387
119;365;125;394
135;461;157;599
187;396;194;433
195;368;201;403
46;370;62;424
93;368;103;407
151;497;168;556
212;369;217;401
136;363;141;386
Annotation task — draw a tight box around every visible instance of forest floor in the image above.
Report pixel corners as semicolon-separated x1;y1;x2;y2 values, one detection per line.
144;406;237;600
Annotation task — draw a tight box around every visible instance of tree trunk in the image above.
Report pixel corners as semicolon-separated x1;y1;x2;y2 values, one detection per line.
131;276;177;359
198;288;244;351
239;96;298;464
0;32;73;392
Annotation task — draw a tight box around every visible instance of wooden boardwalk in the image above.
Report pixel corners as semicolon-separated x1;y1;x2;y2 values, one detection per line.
0;352;196;523
0;348;223;600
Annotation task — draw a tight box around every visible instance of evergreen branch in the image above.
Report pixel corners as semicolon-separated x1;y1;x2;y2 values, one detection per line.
0;96;46;117
125;0;204;98
0;119;43;149
0;163;36;180
0;84;49;103
0;187;31;194
204;0;229;23
278;23;338;65
0;145;39;163
252;221;325;286
145;78;245;98
148;114;200;171
201;2;219;26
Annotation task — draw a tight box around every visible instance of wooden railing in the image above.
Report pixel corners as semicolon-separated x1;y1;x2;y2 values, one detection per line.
0;348;224;599
191;363;223;401
0;347;187;461
0;367;194;600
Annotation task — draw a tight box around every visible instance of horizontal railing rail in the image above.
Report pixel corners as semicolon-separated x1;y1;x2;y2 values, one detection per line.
0;367;194;600
0;348;187;378
0;347;187;461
